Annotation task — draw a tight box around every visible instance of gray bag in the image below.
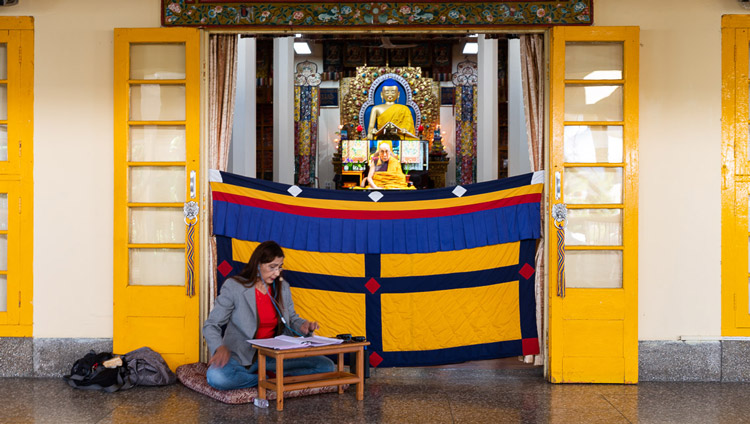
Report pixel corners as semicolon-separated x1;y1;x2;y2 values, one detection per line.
123;346;177;386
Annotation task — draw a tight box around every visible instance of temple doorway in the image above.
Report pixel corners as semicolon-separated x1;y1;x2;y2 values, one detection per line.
226;33;534;190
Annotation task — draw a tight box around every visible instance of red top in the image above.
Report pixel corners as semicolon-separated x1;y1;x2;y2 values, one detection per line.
255;288;278;339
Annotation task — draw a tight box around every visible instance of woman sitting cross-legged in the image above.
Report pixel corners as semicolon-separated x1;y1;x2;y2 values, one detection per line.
203;240;335;390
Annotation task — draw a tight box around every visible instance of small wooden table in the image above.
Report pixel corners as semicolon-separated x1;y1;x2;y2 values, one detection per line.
253;341;370;411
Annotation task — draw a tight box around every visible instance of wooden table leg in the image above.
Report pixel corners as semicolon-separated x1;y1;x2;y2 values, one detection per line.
337;352;344;394
257;353;266;400
356;347;364;401
275;356;284;411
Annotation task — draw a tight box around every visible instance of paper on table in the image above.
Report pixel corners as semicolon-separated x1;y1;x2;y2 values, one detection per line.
248;335;344;350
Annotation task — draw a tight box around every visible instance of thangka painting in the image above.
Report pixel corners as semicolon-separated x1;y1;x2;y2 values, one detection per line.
400;139;422;164
342;139;369;162
211;170;544;367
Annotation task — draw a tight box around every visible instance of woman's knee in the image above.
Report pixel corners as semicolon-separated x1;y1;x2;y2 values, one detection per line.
206;365;232;390
315;355;336;373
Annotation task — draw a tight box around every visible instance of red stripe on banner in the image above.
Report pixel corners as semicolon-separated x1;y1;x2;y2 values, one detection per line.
213;191;541;220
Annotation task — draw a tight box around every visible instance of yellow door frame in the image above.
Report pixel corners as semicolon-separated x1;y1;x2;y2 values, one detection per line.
113;27;201;368
721;15;750;335
548;26;639;383
0;17;33;337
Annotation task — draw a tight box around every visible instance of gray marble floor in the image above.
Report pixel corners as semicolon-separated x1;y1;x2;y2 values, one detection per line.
3;365;750;423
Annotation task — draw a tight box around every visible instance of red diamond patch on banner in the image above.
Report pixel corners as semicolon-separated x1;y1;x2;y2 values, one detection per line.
365;277;381;294
218;260;234;277
519;263;535;280
522;337;540;355
369;351;383;368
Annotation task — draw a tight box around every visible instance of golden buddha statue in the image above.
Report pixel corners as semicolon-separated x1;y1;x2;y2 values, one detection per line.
366;80;418;141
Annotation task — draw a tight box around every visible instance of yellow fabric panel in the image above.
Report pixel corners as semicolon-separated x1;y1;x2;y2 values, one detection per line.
381;242;520;277
290;287;366;339
380;281;521;351
211;181;542;212
232;239;365;277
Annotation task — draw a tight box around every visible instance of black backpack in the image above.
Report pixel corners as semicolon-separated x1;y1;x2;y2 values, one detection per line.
63;350;133;392
63;347;176;392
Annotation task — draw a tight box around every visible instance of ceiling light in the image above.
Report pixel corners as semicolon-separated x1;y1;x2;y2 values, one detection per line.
463;42;478;54
294;42;312;55
295;33;302;38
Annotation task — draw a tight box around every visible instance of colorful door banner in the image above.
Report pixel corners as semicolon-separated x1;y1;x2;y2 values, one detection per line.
211;171;543;367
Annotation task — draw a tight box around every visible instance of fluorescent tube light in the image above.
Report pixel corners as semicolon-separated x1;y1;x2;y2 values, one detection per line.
462;42;478;54
294;42;312;55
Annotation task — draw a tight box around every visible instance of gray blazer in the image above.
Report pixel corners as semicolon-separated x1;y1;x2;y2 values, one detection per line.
202;277;306;366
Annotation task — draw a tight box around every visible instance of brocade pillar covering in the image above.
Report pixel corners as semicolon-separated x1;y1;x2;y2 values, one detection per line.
294;61;322;186
453;59;479;185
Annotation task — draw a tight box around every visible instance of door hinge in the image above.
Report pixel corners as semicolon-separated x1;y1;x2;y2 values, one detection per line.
18;290;21;308
18;197;21;214
18;140;21;157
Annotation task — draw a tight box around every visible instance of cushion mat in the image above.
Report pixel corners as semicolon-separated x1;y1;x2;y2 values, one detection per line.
176;362;344;405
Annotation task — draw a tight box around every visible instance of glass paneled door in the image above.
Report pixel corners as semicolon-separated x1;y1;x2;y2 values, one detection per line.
721;16;750;335
0;18;33;337
114;28;200;369
548;26;639;383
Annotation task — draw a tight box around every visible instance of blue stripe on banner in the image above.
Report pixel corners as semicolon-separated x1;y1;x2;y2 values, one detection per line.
473;212;488;247
341;220;355;253
365;254;383;352
380;221;393;253
218;171;536;203
457;214;469;250
419;219;433;253
258;209;273;242
484;209;500;246
377;339;524;367
283;264;523;294
319;219;331;252
213;200;540;255
307;217;320;252
405;220;418;253
216;235;245;292
364;254;381;281
367;220;379;254
392;220;406;253
518;239;539;339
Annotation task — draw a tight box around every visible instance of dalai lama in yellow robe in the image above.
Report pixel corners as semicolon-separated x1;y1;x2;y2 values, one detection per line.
364;142;415;190
366;80;419;141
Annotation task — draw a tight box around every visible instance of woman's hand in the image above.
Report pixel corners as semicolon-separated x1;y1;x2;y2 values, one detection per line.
208;345;231;368
300;320;320;336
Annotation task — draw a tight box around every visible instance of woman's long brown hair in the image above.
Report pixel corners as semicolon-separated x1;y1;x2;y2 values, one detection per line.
235;240;286;334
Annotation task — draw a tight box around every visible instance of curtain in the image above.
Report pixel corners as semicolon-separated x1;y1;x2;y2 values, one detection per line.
520;34;545;366
208;34;238;305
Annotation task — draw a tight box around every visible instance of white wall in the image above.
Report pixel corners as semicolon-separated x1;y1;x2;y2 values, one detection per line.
0;0;161;337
